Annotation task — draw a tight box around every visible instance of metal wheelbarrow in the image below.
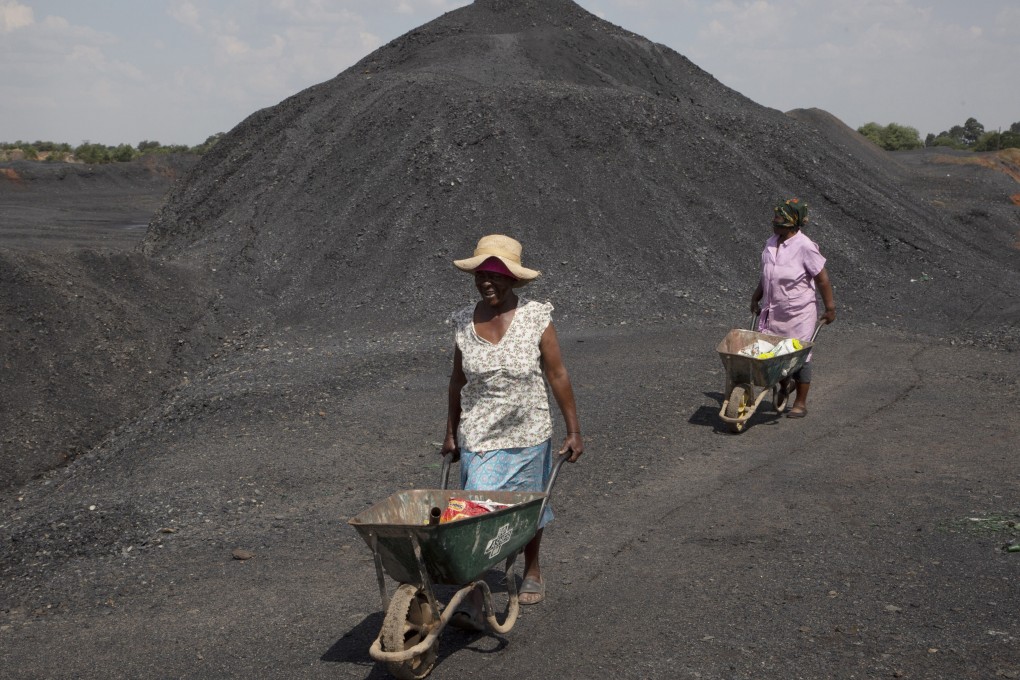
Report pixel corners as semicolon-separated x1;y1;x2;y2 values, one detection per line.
348;452;566;679
716;315;822;433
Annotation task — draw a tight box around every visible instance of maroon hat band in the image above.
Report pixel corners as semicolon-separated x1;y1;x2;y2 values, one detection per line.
474;256;518;280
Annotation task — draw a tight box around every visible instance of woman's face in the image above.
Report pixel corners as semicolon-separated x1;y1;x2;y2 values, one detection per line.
474;270;516;307
772;221;797;242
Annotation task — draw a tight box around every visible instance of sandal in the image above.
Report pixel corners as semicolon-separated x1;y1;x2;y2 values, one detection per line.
786;406;807;419
519;577;545;605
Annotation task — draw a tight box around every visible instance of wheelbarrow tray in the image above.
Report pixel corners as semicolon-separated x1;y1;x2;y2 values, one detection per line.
716;328;813;388
349;489;545;586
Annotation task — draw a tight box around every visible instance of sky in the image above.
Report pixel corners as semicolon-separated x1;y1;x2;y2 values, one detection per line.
1;0;1018;147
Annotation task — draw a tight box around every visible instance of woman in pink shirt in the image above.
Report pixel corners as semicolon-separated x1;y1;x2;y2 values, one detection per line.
750;199;836;418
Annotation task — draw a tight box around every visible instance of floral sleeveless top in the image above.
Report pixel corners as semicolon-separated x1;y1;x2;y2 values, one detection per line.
450;298;553;452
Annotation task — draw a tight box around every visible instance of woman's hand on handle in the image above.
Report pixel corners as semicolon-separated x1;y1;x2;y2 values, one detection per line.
559;432;584;463
441;433;460;462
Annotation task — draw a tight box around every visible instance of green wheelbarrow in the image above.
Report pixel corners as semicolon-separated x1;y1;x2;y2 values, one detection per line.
348;453;566;679
716;315;822;433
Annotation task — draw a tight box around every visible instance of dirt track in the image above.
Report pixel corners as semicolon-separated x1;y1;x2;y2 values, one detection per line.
1;0;1019;677
1;321;1017;678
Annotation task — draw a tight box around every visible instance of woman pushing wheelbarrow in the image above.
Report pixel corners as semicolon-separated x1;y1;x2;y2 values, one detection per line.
716;199;837;433
442;234;584;623
749;198;837;418
349;234;583;679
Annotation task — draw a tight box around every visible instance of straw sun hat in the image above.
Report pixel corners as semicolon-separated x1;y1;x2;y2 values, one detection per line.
453;234;541;287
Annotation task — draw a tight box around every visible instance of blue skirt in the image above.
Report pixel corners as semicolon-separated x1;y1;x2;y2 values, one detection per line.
459;439;554;528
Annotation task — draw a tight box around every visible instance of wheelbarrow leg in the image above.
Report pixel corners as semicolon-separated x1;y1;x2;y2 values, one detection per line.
410;533;441;621
474;550;521;634
369;532;389;611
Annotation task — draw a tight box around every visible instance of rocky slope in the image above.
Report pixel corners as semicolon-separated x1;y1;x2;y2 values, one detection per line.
142;0;1019;337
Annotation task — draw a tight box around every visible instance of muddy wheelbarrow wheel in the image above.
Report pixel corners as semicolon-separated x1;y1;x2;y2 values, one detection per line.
725;385;749;433
381;584;439;679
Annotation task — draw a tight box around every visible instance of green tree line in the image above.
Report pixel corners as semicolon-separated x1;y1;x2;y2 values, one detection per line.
858;118;1020;152
0;134;224;163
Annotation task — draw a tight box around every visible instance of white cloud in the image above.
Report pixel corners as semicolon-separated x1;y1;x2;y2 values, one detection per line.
992;5;1020;37
385;0;470;15
359;30;381;48
0;7;156;144
0;0;33;32
698;2;784;46
66;44;107;68
1;0;1015;146
676;0;1019;133
4;1;483;144
168;1;202;33
217;34;251;58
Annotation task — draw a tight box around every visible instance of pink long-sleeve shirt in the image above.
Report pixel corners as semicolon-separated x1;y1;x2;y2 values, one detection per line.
757;231;826;347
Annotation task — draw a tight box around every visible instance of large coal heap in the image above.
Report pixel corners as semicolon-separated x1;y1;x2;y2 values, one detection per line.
144;0;1017;331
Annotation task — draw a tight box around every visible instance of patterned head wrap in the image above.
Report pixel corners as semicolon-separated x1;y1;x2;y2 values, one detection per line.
773;198;808;228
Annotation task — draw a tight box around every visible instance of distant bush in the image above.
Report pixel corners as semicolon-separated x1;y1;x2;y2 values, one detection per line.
973;130;1020;152
857;122;923;151
925;133;965;149
111;144;137;162
925;118;1020;151
859;117;1020;152
1;135;224;163
74;143;112;164
34;141;73;154
189;133;224;155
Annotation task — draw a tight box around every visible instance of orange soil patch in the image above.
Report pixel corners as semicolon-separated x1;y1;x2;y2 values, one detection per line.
1;167;23;184
932;148;1020;185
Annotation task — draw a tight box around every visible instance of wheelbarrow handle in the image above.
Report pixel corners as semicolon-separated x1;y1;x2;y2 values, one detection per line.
544;451;569;496
537;452;569;524
810;319;825;343
440;452;454;490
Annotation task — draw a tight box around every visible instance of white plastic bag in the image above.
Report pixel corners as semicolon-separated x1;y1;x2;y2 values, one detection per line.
738;339;775;357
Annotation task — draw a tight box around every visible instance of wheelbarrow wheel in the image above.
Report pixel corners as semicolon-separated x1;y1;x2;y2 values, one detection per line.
725;385;749;433
381;584;439;679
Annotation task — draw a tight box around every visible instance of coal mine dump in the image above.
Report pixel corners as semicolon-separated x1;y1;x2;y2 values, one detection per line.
2;1;1018;678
